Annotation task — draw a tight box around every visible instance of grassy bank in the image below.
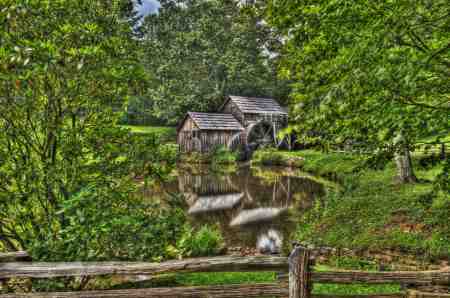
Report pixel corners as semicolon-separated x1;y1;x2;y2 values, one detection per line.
282;150;449;260
121;125;177;142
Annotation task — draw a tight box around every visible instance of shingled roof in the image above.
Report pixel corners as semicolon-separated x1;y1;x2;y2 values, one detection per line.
183;112;244;131
223;95;287;115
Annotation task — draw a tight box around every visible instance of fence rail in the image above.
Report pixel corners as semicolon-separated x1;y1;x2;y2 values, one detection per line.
0;283;288;298
0;251;30;263
0;255;287;279
1;246;449;298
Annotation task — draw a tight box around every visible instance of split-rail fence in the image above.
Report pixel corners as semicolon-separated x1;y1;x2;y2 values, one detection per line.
1;246;449;298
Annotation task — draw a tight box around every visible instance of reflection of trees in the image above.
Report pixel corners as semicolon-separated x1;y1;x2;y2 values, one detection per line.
177;167;326;252
179;167;325;217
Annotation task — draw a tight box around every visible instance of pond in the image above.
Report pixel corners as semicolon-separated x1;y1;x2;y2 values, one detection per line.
148;164;327;256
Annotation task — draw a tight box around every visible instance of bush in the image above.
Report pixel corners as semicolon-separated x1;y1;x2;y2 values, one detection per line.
176;225;224;257
252;148;304;167
179;152;210;164
128;133;179;180
210;145;237;165
29;186;186;262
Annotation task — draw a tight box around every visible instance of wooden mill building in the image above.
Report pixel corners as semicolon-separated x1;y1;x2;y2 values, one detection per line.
177;95;288;153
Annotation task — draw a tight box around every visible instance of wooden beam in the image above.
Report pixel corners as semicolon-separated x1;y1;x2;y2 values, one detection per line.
0;255;288;279
406;291;450;297
289;245;311;298
0;251;30;262
311;270;450;286
277;269;450;286
0;283;287;298
0;287;407;298
315;295;405;298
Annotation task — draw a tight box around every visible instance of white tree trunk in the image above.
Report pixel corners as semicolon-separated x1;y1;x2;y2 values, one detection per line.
394;133;417;184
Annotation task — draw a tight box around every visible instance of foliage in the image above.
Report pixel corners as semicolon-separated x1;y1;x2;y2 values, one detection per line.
139;0;290;124
266;0;449;180
176;224;224;258
178;146;238;167
433;158;449;194
0;0;181;261
119;96;166;126
252;148;305;167
129;133;179;181
210;145;238;165
252;148;285;165
178;152;210;165
34;187;186;261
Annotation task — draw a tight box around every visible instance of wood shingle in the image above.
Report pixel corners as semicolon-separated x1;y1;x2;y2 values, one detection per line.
223;96;288;115
186;112;244;131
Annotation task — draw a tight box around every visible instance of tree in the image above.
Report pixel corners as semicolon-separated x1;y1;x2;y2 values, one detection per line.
267;0;449;183
139;0;289;125
0;0;182;259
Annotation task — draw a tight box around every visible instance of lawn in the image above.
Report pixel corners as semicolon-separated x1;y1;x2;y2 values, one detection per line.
282;150;449;260
120;125;177;142
121;125;176;135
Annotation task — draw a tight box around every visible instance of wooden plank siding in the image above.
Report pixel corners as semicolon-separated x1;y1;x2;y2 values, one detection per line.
222;99;245;125
178;96;288;153
177;112;245;153
178;130;241;153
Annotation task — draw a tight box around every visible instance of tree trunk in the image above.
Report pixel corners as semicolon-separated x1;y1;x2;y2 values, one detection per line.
440;143;446;160
394;133;417;184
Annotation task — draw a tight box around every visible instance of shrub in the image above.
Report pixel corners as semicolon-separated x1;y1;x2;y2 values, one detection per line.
252;148;304;167
129;133;179;180
179;152;209;164
177;225;224;257
30;186;186;262
210;145;237;165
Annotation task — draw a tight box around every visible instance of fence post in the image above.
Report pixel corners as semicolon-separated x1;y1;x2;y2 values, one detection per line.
289;244;311;298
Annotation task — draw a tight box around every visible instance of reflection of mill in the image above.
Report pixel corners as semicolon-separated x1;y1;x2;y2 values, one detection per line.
178;168;325;254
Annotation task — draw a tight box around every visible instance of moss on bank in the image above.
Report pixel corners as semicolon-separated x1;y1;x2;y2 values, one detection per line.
281;150;449;260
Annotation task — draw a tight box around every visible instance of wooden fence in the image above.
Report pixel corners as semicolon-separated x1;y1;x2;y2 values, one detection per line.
1;246;449;298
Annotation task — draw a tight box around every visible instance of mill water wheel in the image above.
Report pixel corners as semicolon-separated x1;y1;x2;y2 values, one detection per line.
246;121;276;149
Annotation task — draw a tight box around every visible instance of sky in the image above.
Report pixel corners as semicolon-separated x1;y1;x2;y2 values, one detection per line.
136;0;160;16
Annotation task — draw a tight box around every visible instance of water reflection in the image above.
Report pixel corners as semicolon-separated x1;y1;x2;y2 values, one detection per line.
230;207;286;226
168;166;326;255
257;229;283;254
188;193;244;214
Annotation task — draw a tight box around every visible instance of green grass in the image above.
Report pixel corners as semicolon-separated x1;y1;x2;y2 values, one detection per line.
108;270;400;296
179;270;400;295
121;125;176;141
120;125;177;144
175;272;276;286
282;150;449;260
312;264;401;294
283;150;363;180
313;283;401;295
